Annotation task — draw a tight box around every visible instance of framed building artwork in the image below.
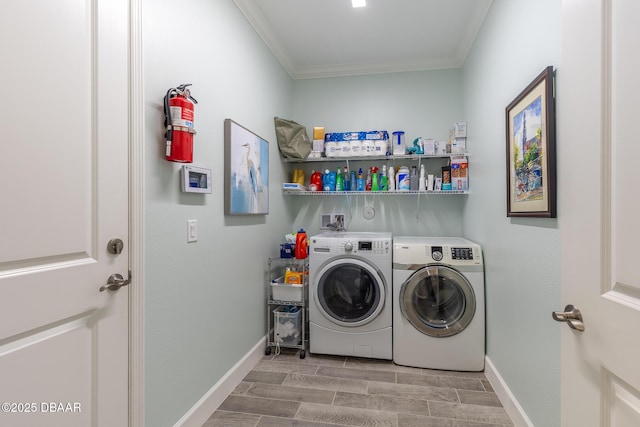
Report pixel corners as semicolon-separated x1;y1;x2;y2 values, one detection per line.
505;66;557;218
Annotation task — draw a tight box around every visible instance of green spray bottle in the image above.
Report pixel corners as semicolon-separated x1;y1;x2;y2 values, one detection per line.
371;166;379;191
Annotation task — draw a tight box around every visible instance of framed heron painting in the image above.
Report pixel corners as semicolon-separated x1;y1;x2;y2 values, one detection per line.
505;66;556;218
224;119;269;215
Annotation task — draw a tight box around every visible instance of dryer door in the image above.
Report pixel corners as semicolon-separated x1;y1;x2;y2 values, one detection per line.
314;257;385;327
400;265;475;337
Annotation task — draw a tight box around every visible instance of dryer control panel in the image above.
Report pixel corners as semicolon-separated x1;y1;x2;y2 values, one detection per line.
392;237;483;267
451;247;474;260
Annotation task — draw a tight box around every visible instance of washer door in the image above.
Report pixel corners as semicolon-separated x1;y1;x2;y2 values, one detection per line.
400;265;475;337
314;257;385;327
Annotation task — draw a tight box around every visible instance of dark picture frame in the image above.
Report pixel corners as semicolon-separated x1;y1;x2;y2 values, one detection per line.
224;119;269;215
505;66;556;218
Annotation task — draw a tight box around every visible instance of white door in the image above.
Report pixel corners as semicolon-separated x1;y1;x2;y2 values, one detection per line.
559;0;640;425
0;1;130;426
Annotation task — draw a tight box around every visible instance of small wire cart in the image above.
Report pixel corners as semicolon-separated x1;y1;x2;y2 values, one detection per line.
265;257;307;358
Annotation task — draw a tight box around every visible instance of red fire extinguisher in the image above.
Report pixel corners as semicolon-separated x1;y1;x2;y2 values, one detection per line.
164;84;198;162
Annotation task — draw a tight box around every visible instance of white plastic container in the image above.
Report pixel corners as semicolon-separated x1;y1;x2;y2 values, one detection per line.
271;282;303;302
396;165;411;191
392;131;406;156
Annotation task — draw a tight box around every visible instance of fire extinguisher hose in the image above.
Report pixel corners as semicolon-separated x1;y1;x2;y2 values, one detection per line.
164;87;177;143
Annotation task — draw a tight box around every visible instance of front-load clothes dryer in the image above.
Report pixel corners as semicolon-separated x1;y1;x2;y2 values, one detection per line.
309;232;392;360
393;237;485;371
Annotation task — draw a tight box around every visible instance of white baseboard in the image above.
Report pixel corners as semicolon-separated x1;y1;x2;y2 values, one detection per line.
484;356;534;427
174;336;266;427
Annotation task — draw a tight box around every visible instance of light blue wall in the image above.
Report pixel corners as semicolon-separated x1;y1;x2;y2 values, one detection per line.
290;71;465;237
141;1;562;425
461;1;561;426
143;0;292;425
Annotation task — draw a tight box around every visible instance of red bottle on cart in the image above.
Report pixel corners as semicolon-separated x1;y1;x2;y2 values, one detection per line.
295;229;308;259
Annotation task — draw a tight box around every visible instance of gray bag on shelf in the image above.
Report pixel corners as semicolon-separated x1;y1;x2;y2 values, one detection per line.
274;117;311;160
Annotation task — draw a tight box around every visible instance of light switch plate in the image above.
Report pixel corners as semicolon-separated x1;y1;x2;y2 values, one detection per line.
187;219;197;243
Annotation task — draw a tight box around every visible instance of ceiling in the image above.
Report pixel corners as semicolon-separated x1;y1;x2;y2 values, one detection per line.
233;0;493;79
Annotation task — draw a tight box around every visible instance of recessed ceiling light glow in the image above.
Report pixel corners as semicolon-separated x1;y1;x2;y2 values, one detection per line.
352;0;366;8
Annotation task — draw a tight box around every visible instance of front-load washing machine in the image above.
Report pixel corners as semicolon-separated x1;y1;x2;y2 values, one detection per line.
309;232;392;359
393;237;485;371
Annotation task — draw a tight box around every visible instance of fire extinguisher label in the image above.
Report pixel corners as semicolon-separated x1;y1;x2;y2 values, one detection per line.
170;106;195;129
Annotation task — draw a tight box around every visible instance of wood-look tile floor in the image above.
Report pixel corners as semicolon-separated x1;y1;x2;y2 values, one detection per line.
203;347;514;427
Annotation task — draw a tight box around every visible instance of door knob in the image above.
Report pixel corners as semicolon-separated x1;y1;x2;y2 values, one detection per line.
100;271;131;292
552;304;585;331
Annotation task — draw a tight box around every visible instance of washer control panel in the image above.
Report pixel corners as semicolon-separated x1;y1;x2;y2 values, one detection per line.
340;239;390;255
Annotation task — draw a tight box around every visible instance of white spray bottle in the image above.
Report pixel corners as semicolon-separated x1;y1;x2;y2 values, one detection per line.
419;164;426;191
388;166;395;191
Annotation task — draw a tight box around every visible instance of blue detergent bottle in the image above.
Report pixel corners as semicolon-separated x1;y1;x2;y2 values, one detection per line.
323;169;337;191
356;168;365;191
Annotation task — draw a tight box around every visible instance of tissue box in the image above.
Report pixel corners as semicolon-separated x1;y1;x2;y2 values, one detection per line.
422;139;436;155
282;183;306;191
452;137;466;154
454;122;467;138
312;126;325;154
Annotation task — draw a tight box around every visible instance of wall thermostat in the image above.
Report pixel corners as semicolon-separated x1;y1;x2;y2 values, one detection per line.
181;165;212;193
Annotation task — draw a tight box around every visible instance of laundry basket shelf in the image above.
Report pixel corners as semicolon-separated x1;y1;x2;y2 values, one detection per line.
265;258;307;358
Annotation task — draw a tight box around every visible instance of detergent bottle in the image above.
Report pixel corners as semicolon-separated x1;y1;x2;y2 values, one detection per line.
357;168;365;191
309;169;322;191
335;167;343;191
295;229;308;259
397;165;411;191
323;168;336;191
